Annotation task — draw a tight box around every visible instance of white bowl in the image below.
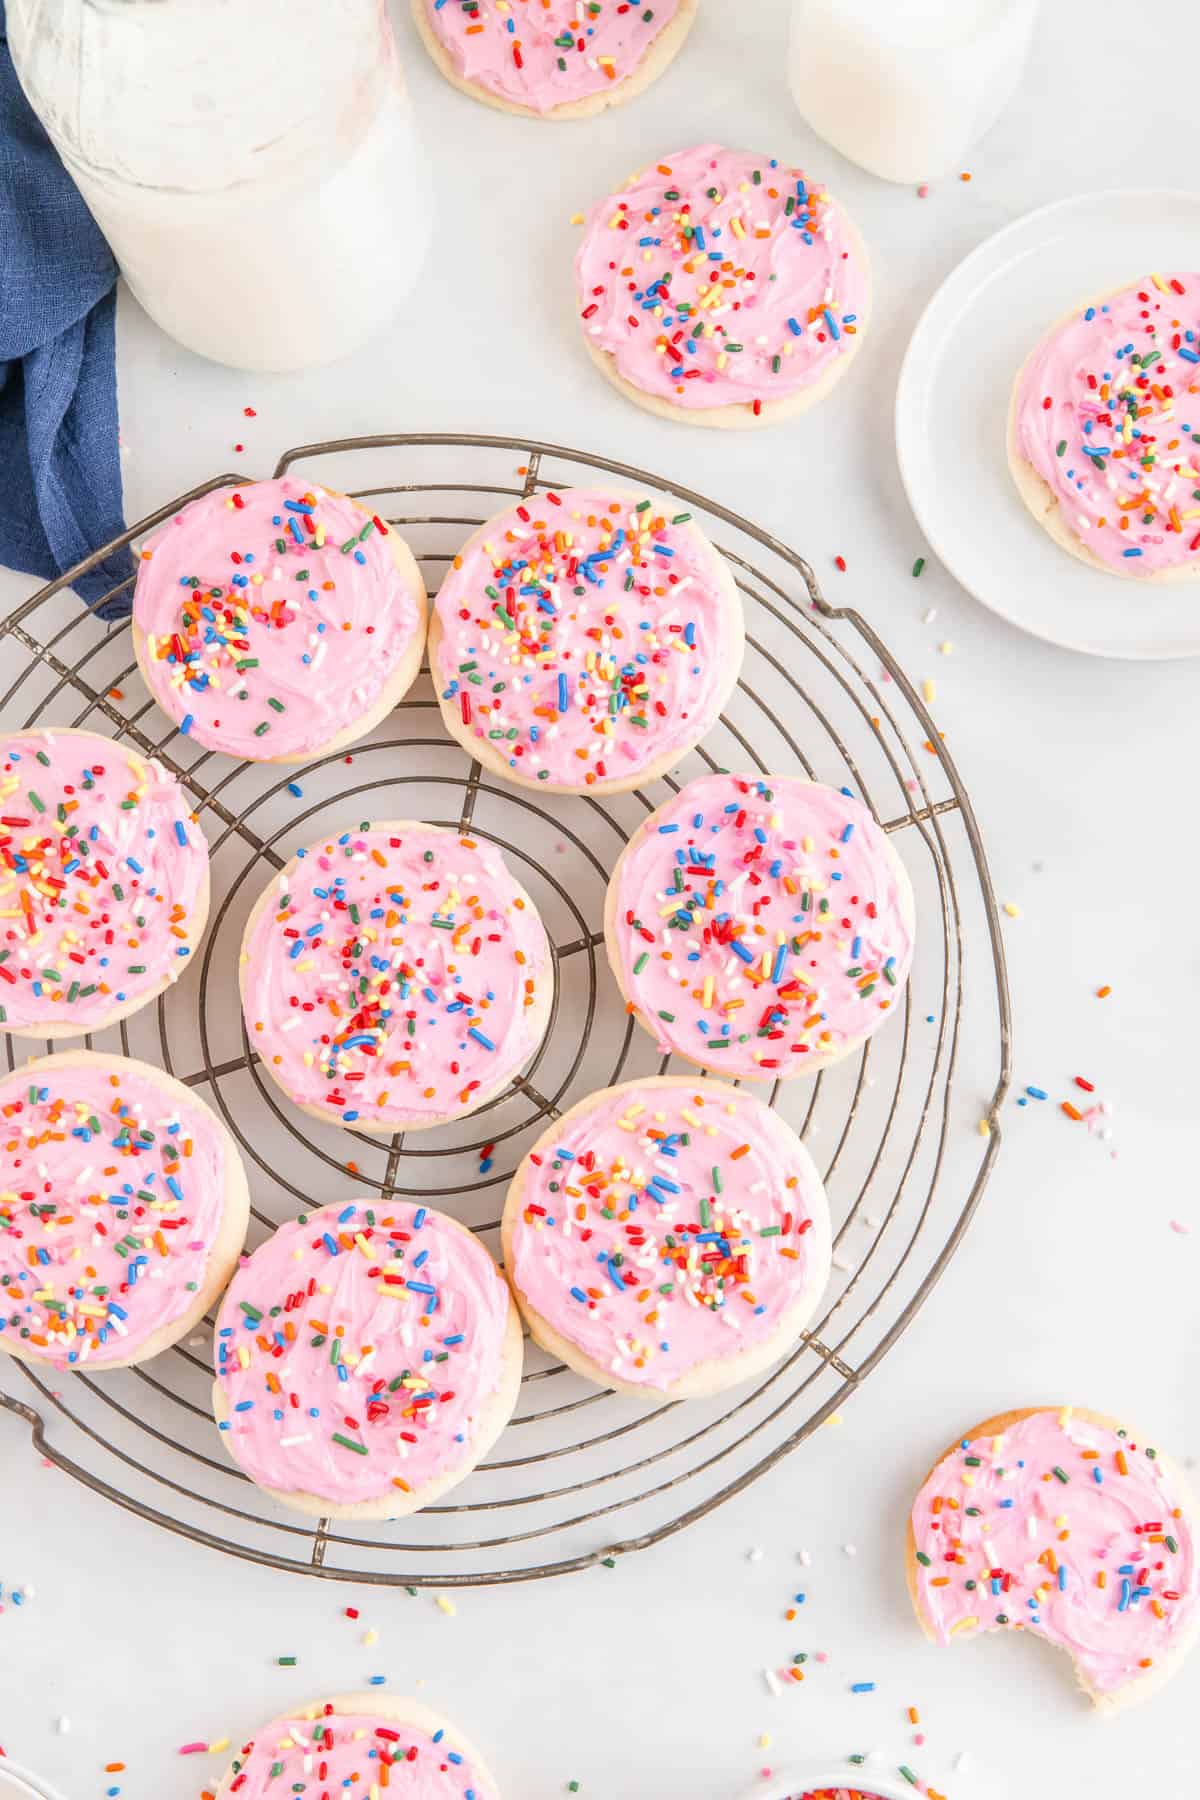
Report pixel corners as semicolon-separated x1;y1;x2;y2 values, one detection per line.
0;1764;71;1800
739;1766;935;1800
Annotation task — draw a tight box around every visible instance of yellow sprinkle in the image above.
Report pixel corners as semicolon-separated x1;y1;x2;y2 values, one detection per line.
950;1615;979;1636
435;1594;457;1617
978;1117;991;1137
1002;902;1020;919
939;640;953;655
922;678;936;703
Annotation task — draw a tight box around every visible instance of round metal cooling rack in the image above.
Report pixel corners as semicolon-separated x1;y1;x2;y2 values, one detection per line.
0;433;1012;1586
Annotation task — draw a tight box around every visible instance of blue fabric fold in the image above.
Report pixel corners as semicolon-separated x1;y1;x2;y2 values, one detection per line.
0;0;134;619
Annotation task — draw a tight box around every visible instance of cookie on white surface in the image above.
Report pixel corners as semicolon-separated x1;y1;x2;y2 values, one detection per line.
0;1051;249;1371
428;486;744;795
908;1406;1200;1712
604;772;915;1079
133;477;426;762
239;820;552;1132
0;727;210;1038
502;1075;831;1399
1008;274;1200;581
213;1692;502;1798
575;144;870;427
212;1199;523;1520
410;0;696;120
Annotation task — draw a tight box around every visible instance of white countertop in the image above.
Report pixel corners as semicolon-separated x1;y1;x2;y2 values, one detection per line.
1;1;1196;1795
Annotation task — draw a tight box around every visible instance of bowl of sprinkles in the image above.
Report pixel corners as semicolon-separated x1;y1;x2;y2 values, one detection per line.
739;1766;952;1800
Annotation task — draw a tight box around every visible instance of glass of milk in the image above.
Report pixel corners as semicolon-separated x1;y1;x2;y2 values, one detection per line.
788;0;1040;183
7;0;432;371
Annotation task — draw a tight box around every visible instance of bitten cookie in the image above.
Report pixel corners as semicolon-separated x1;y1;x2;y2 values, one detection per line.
429;486;744;794
575;144;869;427
502;1075;831;1398
908;1406;1200;1712
213;1693;502;1799
0;726;210;1037
0;1051;249;1370
133;477;426;761
213;1199;523;1519
605;773;914;1078
410;0;696;120
1008;274;1200;580
240;820;552;1132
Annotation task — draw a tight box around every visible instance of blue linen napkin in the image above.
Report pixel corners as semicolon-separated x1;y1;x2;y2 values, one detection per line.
0;0;133;619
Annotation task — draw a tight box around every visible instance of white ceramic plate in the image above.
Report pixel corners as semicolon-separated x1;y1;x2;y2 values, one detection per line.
895;188;1200;660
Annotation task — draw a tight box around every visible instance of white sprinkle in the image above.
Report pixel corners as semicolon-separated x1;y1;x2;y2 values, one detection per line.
797;1549;813;1567
57;1717;71;1735
763;1668;782;1697
746;1547;765;1563
843;1543;857;1557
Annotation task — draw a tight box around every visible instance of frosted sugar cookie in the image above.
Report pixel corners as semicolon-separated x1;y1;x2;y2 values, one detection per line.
213;1200;523;1518
575;144;869;427
410;0;696;120
502;1076;831;1398
133;477;426;761
0;1051;249;1370
909;1406;1200;1712
1009;274;1200;579
605;773;914;1078
0;727;209;1037
429;487;743;794
240;821;552;1131
214;1693;501;1799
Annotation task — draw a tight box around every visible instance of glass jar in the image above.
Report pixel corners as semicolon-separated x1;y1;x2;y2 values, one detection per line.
7;0;432;371
788;0;1040;184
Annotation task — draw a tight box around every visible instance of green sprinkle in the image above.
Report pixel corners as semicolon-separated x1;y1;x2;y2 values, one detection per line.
332;1432;368;1456
912;556;925;577
1052;1465;1069;1484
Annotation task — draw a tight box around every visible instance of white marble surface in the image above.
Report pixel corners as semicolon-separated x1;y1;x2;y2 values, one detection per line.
1;0;1196;1794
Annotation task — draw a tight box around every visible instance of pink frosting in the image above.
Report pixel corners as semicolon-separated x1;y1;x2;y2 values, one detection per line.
214;1200;512;1506
0;1059;231;1368
609;774;913;1078
0;729;208;1031
220;1707;496;1800
911;1409;1199;1697
432;488;738;790
1014;274;1200;575
509;1079;830;1389
576;144;868;412
134;478;424;759
420;0;683;113
242;824;550;1127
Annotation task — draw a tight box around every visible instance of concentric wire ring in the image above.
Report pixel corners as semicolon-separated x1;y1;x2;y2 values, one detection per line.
0;435;1011;1585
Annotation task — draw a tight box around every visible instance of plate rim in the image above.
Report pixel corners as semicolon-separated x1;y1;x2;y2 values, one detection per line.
894;184;1200;662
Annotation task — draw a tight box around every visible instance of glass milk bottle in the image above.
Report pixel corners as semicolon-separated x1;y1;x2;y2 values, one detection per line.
7;0;432;371
788;0;1040;184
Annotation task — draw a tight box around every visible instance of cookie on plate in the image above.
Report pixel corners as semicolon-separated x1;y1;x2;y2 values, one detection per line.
575;144;869;427
213;1693;502;1799
908;1405;1200;1712
213;1199;523;1519
410;0;697;120
133;477;426;761
429;487;743;794
240;820;552;1131
1008;274;1200;580
0;1051;249;1370
0;727;210;1037
502;1075;831;1398
605;772;914;1078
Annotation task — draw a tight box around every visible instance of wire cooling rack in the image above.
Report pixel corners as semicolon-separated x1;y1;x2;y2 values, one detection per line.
0;434;1012;1585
